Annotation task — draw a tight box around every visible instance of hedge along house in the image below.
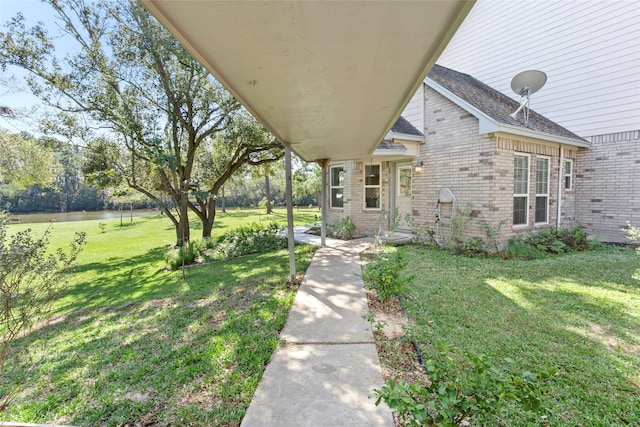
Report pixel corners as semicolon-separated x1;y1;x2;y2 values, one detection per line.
326;65;589;244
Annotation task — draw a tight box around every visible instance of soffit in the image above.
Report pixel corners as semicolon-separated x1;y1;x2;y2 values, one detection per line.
141;0;474;161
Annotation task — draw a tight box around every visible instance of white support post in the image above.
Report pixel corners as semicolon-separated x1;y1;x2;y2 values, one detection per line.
285;145;296;281
320;159;328;247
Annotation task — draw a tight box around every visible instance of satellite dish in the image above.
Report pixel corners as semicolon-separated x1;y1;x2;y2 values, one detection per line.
509;70;547;124
511;70;547;97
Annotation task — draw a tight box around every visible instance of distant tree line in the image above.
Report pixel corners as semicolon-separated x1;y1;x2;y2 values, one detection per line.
0;129;321;214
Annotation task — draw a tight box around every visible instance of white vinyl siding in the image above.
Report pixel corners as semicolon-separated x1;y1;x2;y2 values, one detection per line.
330;165;344;209
513;154;529;226
437;0;640;137
535;157;550;224
402;84;424;132
363;164;381;209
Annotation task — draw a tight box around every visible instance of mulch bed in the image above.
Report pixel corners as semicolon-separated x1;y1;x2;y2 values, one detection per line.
365;289;430;426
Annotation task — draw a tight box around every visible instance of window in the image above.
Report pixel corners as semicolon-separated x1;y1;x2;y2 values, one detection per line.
364;164;381;209
330;165;344;208
564;159;573;191
513;154;529;226
398;166;412;197
535;157;550;224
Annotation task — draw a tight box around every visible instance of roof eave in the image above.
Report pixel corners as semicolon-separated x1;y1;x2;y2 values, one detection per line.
492;125;591;148
426;78;590;148
391;132;424;143
372;149;409;156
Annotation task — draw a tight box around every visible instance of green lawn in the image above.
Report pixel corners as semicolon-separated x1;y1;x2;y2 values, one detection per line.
1;208;318;425
396;246;639;426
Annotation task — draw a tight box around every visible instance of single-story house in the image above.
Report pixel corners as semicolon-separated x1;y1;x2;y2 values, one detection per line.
325;65;593;244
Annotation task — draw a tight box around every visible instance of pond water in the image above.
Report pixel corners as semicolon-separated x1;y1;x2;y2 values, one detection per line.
6;209;160;224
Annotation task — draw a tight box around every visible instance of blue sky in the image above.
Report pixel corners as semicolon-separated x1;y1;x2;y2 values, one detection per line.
0;0;78;134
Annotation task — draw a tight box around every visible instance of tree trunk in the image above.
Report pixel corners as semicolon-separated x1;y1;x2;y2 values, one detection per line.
265;174;272;214
62;174;69;212
201;198;217;238
176;200;190;246
221;184;226;213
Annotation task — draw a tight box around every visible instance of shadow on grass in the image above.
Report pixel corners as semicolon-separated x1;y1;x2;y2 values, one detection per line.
3;247;315;425
60;246;171;313
401;247;640;426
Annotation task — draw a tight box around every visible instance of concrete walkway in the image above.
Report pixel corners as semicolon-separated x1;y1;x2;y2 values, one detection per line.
241;237;394;427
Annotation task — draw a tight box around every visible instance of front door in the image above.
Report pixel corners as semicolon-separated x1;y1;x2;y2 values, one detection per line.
395;164;413;231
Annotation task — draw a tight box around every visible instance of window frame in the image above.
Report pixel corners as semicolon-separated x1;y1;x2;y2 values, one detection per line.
535;156;550;225
329;165;344;209
363;163;381;210
397;165;413;198
513;153;530;227
564;159;573;191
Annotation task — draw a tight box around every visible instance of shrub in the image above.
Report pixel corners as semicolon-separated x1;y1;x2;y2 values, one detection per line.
165;223;288;268
503;227;598;259
0;214;86;409
449;204;474;246
193;236;217;252
525;229;567;254
503;236;535;260
362;249;414;303
622;221;640;245
559;226;589;251
461;237;485;257
524;226;598;256
214;222;287;260
482;219;506;254
414;223;437;246
334;216;356;240
164;240;197;270
373;345;557;426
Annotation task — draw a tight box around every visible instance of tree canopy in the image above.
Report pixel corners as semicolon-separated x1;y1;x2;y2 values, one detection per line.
0;130;59;193
0;0;285;245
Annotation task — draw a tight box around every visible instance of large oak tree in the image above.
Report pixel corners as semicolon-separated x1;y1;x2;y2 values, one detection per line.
0;0;280;245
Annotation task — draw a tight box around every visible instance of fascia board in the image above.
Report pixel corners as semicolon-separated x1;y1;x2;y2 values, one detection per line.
372;149;408;156
495;125;591;148
390;133;424;142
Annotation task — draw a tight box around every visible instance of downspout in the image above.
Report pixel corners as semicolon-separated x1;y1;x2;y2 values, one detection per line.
557;144;564;228
285;145;296;281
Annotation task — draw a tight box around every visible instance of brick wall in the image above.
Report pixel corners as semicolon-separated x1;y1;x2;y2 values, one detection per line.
325;160;392;236
413;87;576;243
575;131;640;242
412;88;496;241
326;87;607;245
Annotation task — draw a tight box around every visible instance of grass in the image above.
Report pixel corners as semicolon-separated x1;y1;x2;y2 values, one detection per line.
394;245;639;426
1;208;318;425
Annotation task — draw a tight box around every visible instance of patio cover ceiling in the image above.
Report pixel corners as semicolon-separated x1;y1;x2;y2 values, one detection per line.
140;1;474;162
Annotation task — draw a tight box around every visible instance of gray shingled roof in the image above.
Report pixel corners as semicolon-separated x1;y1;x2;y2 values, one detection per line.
391;115;423;136
428;65;586;142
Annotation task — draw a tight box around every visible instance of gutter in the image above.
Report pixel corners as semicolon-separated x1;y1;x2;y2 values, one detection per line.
492;124;590;148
